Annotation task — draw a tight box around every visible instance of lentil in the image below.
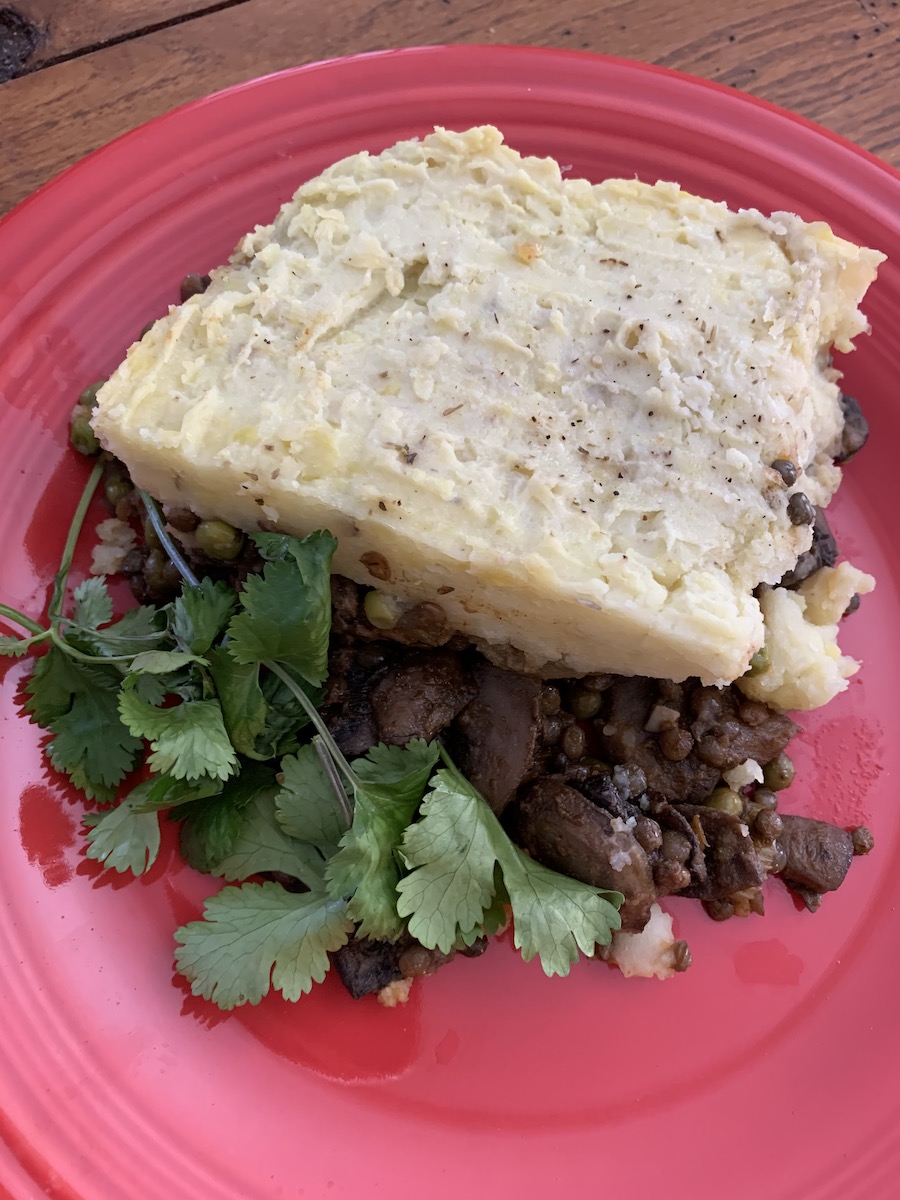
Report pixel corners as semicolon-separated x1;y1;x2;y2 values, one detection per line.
787;491;815;526
762;751;795;791
851;826;874;855
771;458;797;486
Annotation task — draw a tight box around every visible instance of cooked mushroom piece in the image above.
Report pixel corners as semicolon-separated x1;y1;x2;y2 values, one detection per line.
511;777;657;931
777;815;854;896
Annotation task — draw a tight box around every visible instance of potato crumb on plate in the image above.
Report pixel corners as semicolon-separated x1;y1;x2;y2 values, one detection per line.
605;903;682;980
89;517;136;576
377;978;414;1007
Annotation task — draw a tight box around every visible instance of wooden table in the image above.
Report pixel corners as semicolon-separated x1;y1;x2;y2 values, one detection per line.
1;0;898;216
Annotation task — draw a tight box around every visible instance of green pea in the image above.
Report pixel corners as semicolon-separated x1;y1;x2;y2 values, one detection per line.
706;787;744;818
103;473;133;509
195;518;244;561
762;752;795;791
69;409;101;456
78;380;106;409
363;589;401;630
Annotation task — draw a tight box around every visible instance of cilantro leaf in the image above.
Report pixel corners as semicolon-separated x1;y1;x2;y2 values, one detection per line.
250;530;333;568
176;762;276;874
24;645;89;725
227;531;336;686
206;651;318;760
227;560;318;675
85;605;168;657
83;781;162;874
162;667;206;703
24;647;142;801
132;772;224;813
275;743;348;852
351;739;440;803
118;685;237;782
48;710;137;803
172;579;236;654
213;785;328;889
395;769;500;952
0;634;38;658
174;881;353;1010
326;739;439;940
501;851;623;975
72;577;113;630
179;799;246;876
256;667;318;757
397;762;622;973
133;672;169;706
456;873;510;945
130;650;208;674
206;648;268;756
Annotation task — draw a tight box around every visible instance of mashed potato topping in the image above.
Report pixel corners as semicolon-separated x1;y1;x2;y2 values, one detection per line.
91;126;882;698
738;563;875;710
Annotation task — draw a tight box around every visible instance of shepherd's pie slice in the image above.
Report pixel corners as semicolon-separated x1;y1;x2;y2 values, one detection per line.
91;125;883;692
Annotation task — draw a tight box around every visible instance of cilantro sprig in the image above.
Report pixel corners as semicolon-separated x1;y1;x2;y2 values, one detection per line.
174;883;354;1010
398;752;622;975
3;459;623;1010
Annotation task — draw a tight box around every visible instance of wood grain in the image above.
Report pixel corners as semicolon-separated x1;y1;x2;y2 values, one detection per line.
0;0;897;215
10;0;230;67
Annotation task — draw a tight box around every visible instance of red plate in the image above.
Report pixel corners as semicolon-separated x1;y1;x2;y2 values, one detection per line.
1;46;899;1200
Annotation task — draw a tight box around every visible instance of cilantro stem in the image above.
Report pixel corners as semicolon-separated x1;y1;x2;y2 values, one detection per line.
0;630;50;657
47;623;138;665
438;743;456;772
59;619;163;646
49;459;105;620
265;660;361;796
312;735;353;830
137;490;200;588
0;604;46;637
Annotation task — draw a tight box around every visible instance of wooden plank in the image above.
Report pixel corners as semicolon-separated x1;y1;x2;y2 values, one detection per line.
9;0;223;68
0;0;897;215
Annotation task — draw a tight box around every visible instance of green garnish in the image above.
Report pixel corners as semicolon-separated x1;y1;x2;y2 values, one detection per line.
397;751;622;974
1;461;623;1010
